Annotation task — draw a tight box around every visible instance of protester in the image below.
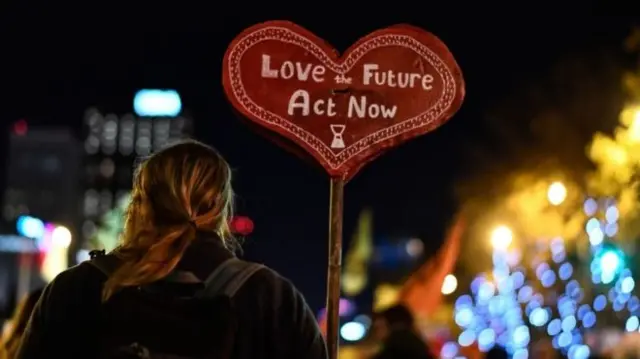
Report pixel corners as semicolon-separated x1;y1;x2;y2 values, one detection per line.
0;289;43;359
370;304;434;359
17;140;328;359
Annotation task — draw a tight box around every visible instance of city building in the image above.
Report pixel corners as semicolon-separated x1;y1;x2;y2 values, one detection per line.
81;107;193;250
1;123;80;316
2;123;81;231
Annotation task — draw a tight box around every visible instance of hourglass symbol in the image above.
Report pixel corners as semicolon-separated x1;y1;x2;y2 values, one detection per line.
330;124;346;149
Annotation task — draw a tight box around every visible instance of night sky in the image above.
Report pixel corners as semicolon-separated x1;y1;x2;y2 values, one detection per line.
0;7;636;310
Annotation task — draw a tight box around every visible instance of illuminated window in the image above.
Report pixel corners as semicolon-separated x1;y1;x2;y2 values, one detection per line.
99;158;115;178
119;114;135;155
102;114;118;155
84;135;100;154
85;108;103;154
153;119;171;151
83;189;99;217
169;117;186;140
15;153;61;174
136;125;152;155
85;109;103;135
41;155;61;174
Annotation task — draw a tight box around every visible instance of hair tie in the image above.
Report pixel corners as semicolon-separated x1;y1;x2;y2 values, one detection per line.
188;219;197;229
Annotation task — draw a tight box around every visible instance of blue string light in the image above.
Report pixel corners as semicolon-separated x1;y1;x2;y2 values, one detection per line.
450;197;637;358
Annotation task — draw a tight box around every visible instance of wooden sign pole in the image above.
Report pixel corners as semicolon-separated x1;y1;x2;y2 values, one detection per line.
222;21;465;359
326;177;344;359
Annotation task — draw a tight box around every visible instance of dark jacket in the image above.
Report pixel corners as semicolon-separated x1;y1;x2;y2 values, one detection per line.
16;237;328;359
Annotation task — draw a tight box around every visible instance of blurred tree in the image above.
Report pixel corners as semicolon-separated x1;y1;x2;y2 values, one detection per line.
443;30;640;351
586;26;640;246
456;40;630;274
91;192;130;251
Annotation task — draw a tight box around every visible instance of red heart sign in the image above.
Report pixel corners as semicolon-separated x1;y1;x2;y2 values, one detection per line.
223;21;465;180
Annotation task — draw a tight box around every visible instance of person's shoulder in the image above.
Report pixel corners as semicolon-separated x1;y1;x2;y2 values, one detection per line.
33;261;106;320
242;261;294;289
237;261;302;302
45;261;107;296
236;261;328;359
59;260;107;280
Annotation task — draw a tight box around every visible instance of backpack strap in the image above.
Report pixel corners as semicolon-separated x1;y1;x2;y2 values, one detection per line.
87;250;202;283
198;258;264;298
87;250;263;298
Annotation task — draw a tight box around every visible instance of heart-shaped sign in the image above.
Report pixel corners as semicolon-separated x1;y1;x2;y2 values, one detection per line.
223;21;465;180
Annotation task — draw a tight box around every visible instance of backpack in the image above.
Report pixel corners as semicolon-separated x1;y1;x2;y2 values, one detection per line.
87;250;264;359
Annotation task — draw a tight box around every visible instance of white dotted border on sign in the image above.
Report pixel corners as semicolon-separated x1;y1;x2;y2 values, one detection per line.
227;26;458;170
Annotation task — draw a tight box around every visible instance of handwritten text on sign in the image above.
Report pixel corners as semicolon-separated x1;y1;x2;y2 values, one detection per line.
222;21;464;179
260;55;434;119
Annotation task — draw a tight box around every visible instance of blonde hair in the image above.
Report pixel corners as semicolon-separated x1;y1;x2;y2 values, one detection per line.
0;289;43;359
102;140;235;301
